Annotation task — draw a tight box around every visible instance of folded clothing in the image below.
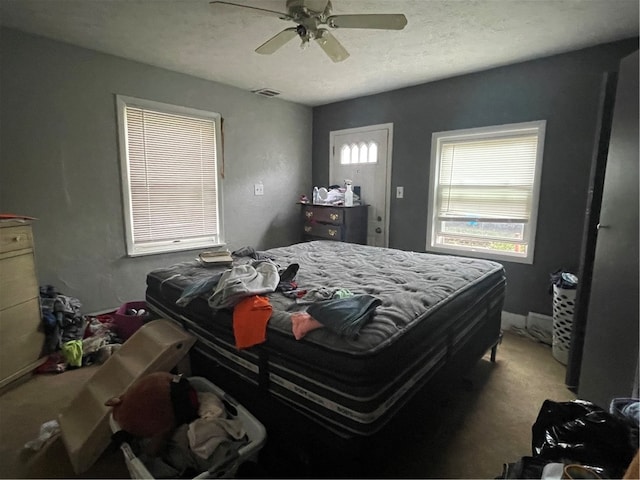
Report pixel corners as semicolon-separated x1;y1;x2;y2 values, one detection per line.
306;294;381;338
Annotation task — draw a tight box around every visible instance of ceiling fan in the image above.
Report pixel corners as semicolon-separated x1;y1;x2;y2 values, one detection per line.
210;0;408;62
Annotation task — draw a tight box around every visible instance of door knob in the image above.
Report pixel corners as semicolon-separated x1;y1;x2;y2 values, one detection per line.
596;223;610;230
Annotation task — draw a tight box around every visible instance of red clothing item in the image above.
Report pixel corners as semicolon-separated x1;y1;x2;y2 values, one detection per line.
233;295;272;349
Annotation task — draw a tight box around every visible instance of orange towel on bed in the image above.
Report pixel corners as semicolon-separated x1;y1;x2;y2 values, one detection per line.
232;295;272;349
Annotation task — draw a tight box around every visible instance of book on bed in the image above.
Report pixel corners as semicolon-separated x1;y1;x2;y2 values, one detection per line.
198;249;233;265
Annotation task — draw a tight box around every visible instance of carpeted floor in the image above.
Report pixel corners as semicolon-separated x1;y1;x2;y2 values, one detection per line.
0;330;575;479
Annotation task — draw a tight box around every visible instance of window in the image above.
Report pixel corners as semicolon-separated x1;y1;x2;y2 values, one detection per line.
116;96;224;256
426;120;545;264
340;141;379;164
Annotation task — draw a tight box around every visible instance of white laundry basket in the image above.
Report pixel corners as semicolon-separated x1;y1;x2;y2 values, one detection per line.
552;285;576;365
110;376;266;479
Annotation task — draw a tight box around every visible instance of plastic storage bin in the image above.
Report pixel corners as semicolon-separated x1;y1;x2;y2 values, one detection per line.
111;301;149;341
552;285;576;365
109;376;267;479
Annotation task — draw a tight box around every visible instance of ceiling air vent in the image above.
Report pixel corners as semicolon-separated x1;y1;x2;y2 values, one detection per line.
252;88;281;98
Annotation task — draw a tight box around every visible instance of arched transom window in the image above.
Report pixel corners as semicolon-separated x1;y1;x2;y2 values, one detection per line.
340;141;379;164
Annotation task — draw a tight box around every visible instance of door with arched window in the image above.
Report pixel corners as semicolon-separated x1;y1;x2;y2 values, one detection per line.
329;123;393;247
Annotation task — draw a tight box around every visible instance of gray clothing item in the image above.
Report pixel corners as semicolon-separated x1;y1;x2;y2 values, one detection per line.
296;287;353;305
156;424;247;478
176;273;224;307
208;261;279;310
188;416;246;459
53;295;82;315
306;294;382;338
231;246;274;261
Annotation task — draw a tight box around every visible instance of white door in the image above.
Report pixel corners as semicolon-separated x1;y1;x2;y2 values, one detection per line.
330;124;393;247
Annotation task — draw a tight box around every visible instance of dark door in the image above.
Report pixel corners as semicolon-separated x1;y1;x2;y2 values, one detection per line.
577;51;639;408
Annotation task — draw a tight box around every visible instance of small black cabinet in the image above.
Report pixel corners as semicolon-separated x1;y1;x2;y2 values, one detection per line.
300;204;368;244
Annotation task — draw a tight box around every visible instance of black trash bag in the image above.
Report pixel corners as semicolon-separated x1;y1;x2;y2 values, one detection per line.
531;399;638;478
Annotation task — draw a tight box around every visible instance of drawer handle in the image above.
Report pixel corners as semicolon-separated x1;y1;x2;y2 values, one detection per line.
305;211;313;218
329;213;339;221
304;226;312;233
328;229;337;237
13;235;26;242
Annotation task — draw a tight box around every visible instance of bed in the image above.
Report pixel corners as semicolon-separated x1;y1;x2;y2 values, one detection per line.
145;240;506;442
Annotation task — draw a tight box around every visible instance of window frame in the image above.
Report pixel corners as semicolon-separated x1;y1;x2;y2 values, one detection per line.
116;95;225;257
426;120;546;264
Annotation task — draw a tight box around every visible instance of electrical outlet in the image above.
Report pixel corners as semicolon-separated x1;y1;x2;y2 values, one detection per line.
396;186;404;199
254;183;264;196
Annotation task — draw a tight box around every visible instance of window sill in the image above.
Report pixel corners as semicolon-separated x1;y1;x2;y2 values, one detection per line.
126;240;226;257
426;244;533;265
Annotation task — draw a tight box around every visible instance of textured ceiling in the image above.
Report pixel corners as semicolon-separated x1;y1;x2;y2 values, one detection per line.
1;0;638;106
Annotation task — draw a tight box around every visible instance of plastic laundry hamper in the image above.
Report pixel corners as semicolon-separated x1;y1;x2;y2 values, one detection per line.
110;376;267;479
552;285;576;365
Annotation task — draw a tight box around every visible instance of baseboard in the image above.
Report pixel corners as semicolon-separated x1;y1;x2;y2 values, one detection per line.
501;311;526;331
501;310;553;345
527;312;553;335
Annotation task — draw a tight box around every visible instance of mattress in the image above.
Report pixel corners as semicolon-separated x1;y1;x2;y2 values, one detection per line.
146;240;506;437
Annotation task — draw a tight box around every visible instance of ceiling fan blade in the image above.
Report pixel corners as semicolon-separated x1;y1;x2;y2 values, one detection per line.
210;1;292;20
256;28;298;55
315;31;349;63
327;14;408;30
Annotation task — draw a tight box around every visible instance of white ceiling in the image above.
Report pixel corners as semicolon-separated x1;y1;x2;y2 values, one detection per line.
1;0;638;106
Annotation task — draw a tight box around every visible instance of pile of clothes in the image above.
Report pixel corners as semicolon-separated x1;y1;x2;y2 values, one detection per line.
177;248;383;349
37;285;122;373
107;373;252;479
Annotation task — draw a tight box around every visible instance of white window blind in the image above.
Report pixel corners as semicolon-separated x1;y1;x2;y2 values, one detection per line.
117;96;223;256
437;134;538;222
427;121;545;264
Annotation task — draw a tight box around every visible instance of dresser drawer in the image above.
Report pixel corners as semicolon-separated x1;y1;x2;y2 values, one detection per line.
0;251;39;310
0;225;34;254
303;223;343;240
303;206;344;225
0;296;42;341
0;298;45;382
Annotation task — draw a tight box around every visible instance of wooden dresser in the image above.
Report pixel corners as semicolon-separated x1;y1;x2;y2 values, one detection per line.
0;220;45;389
301;204;368;244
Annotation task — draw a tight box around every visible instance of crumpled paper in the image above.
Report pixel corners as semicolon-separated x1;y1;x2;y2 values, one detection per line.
24;419;60;451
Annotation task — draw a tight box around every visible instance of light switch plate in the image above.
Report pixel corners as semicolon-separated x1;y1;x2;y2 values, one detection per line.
396;186;404;198
254;183;264;196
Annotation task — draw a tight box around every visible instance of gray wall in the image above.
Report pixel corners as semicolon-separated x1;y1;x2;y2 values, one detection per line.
0;28;312;313
312;38;638;316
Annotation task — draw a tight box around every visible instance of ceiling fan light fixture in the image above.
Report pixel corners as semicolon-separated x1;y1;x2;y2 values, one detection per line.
315;30;327;45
